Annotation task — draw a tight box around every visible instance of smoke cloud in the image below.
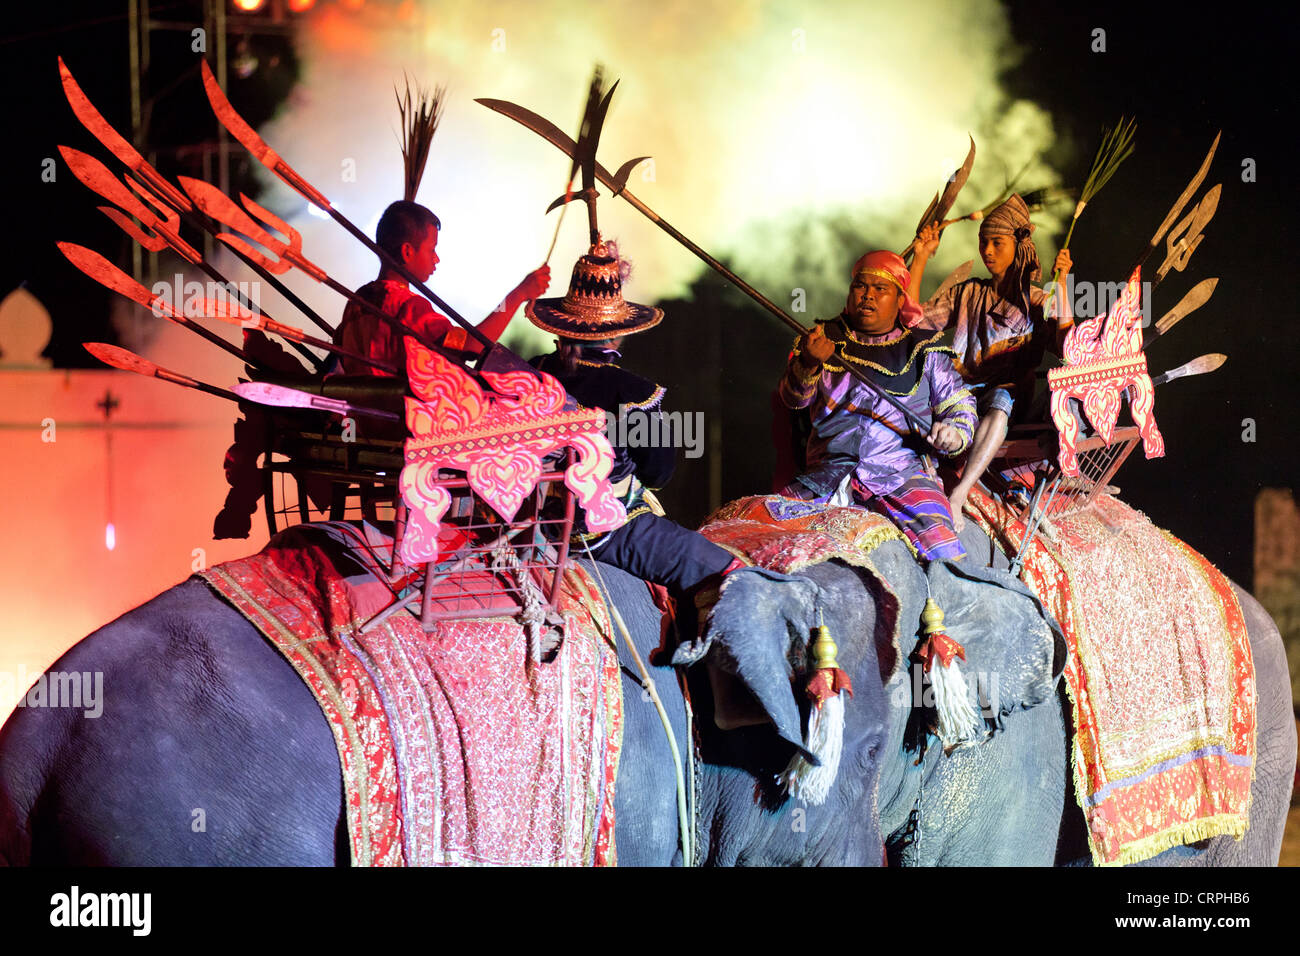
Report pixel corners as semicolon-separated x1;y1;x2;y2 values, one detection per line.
220;0;1067;354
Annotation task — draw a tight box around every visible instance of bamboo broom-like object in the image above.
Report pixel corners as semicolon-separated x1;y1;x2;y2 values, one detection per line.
1050;117;1136;287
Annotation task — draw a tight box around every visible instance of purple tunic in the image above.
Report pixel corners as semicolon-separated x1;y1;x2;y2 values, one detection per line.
911;278;1065;391
780;321;977;497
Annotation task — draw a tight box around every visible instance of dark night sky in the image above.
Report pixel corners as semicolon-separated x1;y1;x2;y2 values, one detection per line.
2;1;1296;589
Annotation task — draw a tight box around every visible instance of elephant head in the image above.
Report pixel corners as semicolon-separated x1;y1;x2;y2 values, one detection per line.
672;539;1067;865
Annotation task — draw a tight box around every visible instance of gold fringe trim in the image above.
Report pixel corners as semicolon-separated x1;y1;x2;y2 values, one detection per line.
623;385;666;410
932;389;973;416
1102;814;1249;867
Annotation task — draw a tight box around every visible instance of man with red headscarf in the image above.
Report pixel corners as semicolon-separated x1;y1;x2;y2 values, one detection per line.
778;249;977;561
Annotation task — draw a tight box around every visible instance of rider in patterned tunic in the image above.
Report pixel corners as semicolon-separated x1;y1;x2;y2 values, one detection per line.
905;194;1073;527
779;250;977;561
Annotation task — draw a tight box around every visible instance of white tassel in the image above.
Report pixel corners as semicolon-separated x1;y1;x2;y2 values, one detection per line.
918;597;982;748
929;658;982;747
781;690;846;805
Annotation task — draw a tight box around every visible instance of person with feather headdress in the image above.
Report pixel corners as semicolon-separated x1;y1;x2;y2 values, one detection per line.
330;80;549;377
906;194;1073;527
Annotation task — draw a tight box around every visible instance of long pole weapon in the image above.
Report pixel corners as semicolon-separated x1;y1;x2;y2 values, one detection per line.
59;60;496;387
477;96;934;434
84;343;241;403
62;223;395;380
59;240;259;368
194;298;398;375
232;382;403;422
58;58;334;358
1129;132;1221;280
199;60;512;368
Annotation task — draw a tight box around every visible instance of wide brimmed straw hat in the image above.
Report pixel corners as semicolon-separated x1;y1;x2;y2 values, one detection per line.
527;239;663;341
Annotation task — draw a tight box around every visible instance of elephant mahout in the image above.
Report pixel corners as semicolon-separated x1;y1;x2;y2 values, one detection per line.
0;511;1292;866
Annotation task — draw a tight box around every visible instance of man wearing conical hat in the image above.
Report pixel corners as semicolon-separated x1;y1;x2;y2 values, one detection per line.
907;194;1073;526
529;238;740;601
779;249;978;561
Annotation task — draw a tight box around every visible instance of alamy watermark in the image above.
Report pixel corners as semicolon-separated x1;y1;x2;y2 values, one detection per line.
1044;275;1154;325
1;666;103;719
891;663;1000;718
604;405;705;460
151;274;260;323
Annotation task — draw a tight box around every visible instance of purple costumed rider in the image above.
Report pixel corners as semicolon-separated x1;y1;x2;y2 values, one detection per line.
779;250;977;561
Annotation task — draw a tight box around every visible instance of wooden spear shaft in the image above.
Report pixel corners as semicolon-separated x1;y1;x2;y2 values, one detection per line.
614;188;932;433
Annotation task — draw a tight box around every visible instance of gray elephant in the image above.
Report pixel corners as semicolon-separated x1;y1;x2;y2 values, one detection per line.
0;519;1291;865
0;546;894;866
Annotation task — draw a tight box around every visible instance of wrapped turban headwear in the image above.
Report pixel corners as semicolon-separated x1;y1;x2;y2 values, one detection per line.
979;193;1041;314
849;250;923;326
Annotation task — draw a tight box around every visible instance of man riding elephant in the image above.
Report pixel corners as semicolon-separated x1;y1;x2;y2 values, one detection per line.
778;250;977;561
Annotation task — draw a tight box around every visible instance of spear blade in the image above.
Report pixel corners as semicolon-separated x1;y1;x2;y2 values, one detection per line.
60;241;263;368
199;59;332;211
902;136;976;260
58;241;159;311
1131;131;1220;273
1151;352;1226;386
233;382;401;422
85;341;158;377
58;57;192;212
84;342;239;401
477;97;621;185
1144;277;1218;345
479;94;931;432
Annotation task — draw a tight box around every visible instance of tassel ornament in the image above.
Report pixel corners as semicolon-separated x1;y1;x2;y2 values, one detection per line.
782;619;853;805
915;597;982;748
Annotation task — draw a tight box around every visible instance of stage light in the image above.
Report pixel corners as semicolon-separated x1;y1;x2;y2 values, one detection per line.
232;0;266;11
288;0;316;11
105;523;116;552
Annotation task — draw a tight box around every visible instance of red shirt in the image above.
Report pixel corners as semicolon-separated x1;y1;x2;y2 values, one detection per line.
332;279;464;376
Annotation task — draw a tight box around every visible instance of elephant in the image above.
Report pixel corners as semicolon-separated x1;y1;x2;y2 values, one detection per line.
0;550;893;866
0;518;1292;866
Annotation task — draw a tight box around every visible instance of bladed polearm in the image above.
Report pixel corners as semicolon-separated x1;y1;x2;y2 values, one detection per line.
476;95;934;434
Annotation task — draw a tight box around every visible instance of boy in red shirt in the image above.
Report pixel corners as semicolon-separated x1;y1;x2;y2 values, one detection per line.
332;200;549;375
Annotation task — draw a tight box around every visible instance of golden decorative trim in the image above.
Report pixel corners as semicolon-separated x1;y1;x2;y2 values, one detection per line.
932;389;974;416
853;267;904;291
624;385;666;410
843;325;907;346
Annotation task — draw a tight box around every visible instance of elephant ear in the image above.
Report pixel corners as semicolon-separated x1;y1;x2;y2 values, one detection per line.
672;566;821;763
924;559;1067;735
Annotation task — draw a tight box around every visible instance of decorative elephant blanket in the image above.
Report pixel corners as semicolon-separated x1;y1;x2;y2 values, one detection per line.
198;522;623;866
964;487;1256;866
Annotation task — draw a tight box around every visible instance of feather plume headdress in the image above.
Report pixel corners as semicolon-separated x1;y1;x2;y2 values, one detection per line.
396;74;447;203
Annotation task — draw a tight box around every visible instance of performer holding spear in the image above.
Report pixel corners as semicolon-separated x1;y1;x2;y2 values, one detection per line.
329;78;550;378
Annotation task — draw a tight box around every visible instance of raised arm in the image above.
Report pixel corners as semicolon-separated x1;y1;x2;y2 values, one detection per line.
907;222;942;304
472;265;552;347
